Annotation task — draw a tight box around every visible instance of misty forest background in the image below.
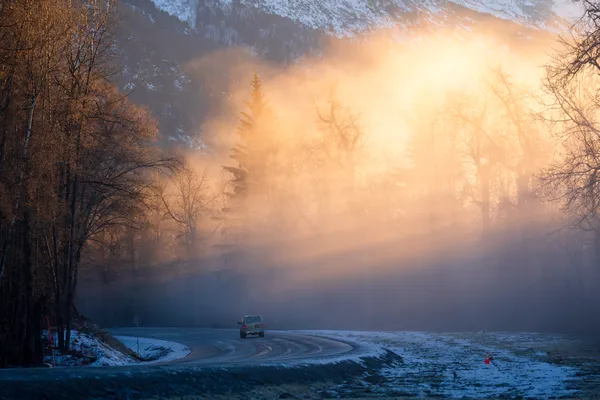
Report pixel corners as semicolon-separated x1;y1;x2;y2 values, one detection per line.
2;0;600;367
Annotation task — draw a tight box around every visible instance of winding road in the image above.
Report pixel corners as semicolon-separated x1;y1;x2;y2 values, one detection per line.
0;328;360;382
0;328;371;399
109;327;357;366
2;329;596;400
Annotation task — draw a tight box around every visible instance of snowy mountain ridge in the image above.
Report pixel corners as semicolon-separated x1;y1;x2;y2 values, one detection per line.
122;0;583;150
150;0;584;37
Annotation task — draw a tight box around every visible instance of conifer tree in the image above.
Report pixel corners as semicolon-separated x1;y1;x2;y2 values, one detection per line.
221;73;274;244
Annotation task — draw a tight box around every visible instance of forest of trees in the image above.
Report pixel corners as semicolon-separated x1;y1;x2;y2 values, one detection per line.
0;0;183;366
3;0;600;367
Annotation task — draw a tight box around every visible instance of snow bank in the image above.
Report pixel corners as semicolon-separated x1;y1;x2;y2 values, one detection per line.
43;330;190;367
43;330;135;367
114;335;191;364
297;330;580;398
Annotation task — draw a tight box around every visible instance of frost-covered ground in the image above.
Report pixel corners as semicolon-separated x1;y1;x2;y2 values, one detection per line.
115;335;191;363
43;331;190;367
297;330;587;398
43;330;136;367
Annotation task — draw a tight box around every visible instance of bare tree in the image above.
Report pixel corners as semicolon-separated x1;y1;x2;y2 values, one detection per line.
0;0;68;287
450;89;500;234
309;88;366;227
538;3;600;267
162;167;219;258
0;0;181;365
405;93;463;235
548;1;600;83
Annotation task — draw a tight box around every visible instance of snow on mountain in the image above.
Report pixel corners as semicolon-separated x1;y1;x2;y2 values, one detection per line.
131;0;583;150
150;0;199;29
148;0;584;37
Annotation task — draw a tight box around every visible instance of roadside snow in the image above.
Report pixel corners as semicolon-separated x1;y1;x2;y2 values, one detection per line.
43;330;135;367
43;330;190;367
297;330;580;398
115;335;191;363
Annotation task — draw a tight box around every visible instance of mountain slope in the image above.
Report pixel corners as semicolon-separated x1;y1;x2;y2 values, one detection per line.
116;0;581;149
149;0;582;37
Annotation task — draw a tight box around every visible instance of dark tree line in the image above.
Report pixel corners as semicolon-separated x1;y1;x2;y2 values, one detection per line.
0;0;179;366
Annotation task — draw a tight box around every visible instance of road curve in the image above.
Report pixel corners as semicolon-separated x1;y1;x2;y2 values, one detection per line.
0;328;360;381
108;327;357;366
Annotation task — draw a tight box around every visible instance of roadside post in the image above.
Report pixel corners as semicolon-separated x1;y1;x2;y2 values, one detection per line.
46;316;55;366
134;312;141;355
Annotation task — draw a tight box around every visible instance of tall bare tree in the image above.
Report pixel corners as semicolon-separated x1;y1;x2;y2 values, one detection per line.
162;167;219;257
539;2;600;269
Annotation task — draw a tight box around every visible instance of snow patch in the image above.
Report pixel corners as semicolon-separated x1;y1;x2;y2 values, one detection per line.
169;127;210;152
43;330;190;367
150;0;198;29
174;78;185;91
126;3;156;24
114;335;191;363
43;330;135;367
172;68;191;92
296;330;581;398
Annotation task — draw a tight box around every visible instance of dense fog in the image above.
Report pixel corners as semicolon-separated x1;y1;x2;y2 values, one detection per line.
78;26;600;335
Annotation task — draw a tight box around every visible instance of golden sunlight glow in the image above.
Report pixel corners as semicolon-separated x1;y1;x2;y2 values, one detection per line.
181;25;568;279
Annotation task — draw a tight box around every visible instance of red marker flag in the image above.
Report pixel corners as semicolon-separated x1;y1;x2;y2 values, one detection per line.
484;353;493;365
484;354;500;370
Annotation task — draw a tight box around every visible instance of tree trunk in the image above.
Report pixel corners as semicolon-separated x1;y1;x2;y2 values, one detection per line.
32;296;45;366
22;207;34;367
65;180;79;351
128;226;139;326
0;72;12;178
51;225;65;351
594;229;600;271
480;166;491;234
0;95;37;287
